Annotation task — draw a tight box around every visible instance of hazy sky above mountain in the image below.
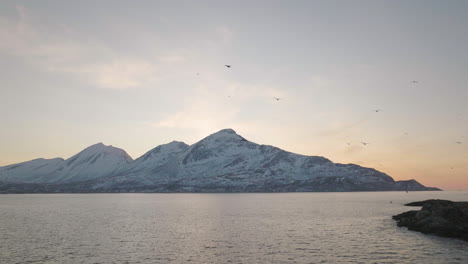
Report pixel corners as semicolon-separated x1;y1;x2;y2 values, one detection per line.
0;0;467;190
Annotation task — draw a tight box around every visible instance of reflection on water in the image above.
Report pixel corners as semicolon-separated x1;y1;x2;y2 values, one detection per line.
0;191;467;263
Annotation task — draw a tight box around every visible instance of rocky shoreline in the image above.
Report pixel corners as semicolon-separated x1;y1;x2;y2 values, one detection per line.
393;199;468;242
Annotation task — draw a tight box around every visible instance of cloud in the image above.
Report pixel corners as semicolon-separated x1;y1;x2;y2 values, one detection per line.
216;25;235;45
202;25;236;49
51;59;158;90
342;144;364;155
153;85;238;131
316;117;371;138
0;6;160;90
159;55;186;63
151;81;289;136
0;7;243;91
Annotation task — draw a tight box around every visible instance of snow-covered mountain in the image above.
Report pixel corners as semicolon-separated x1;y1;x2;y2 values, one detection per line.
0;158;64;183
89;129;438;192
53;143;133;183
122;141;189;175
0;143;133;184
0;129;439;192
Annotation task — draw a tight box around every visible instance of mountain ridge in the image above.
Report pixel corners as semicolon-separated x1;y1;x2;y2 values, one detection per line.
0;129;441;193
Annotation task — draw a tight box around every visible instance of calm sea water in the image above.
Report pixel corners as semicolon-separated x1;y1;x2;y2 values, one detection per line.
1;191;467;264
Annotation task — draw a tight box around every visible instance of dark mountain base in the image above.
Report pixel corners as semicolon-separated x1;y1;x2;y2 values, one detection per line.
393;199;468;242
0;177;440;194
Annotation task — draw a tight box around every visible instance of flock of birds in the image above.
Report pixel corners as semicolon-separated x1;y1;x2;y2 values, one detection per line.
207;65;464;169
349;108;464;147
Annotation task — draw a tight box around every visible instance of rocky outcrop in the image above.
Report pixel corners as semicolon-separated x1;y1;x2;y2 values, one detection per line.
393;199;468;241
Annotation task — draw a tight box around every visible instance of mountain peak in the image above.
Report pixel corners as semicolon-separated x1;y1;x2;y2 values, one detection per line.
84;142;120;151
70;142;133;163
133;141;189;166
142;141;189;156
217;128;237;134
86;142;106;150
203;128;247;142
167;140;189;146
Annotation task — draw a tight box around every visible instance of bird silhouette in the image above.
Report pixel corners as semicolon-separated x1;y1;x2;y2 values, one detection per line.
411;81;418;84
274;97;281;101
224;65;231;68
456;141;462;144
361;142;370;146
373;110;383;113
346;142;352;146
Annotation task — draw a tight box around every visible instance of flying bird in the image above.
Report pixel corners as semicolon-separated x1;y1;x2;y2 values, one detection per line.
274;97;281;101
456;141;462;144
411;81;418;84
373;110;383;113
361;142;370;146
224;65;231;68
346;142;352;146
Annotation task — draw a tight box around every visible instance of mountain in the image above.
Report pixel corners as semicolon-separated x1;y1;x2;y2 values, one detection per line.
53;143;133;183
0;129;440;193
0;143;133;184
0;158;64;183
91;129;437;192
123;141;189;175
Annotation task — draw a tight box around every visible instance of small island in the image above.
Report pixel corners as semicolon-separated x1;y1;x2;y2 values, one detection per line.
393;199;468;242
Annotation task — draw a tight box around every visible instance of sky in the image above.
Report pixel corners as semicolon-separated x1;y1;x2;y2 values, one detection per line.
0;0;467;190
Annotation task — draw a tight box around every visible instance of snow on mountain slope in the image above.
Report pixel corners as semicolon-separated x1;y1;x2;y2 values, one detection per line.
121;141;189;175
0;158;64;183
0;129;438;192
91;141;191;187
93;129;398;191
0;143;133;183
167;129;394;187
52;143;133;183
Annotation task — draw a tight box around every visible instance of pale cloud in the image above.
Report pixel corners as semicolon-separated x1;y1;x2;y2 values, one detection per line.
216;25;235;45
315;117;371;139
153;85;239;132
0;7;240;90
89;61;157;90
224;82;289;102
203;25;236;48
159;55;186;63
0;6;159;90
309;74;334;89
152;81;289;136
51;59;158;90
0;6;37;54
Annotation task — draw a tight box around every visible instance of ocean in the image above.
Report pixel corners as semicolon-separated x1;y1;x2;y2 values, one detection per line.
1;191;467;263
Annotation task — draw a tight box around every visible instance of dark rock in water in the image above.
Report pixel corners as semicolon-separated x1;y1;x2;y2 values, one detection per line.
393;199;468;242
404;199;455;207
